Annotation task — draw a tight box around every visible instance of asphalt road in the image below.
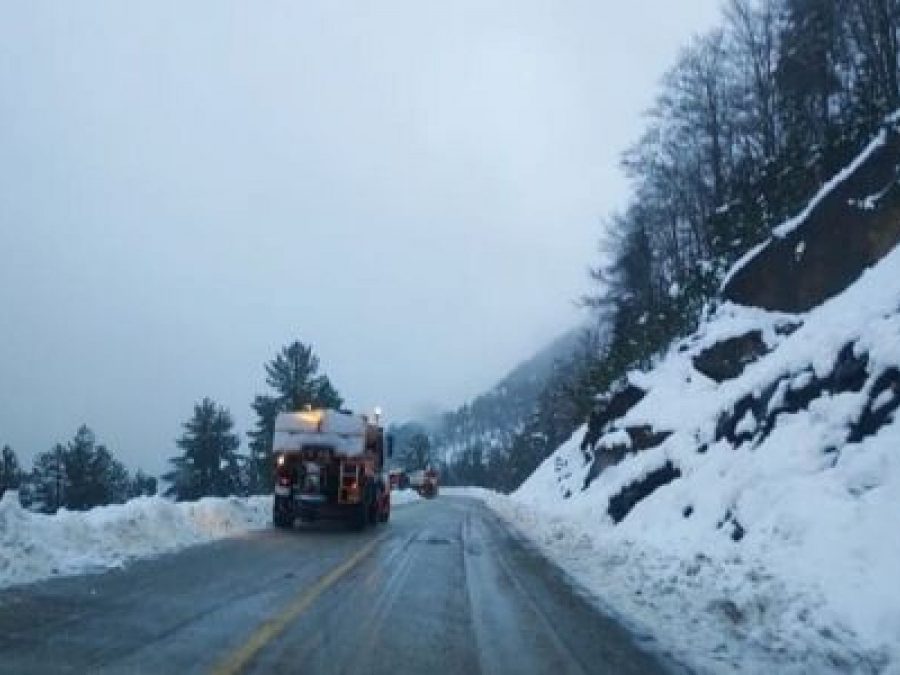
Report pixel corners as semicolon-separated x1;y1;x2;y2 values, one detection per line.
0;497;674;675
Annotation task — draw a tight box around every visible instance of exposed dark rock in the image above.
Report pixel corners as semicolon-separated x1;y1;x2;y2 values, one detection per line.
625;426;673;451
763;344;867;436
582;455;603;490
607;461;681;524
582;425;672;490
683;505;694;518
693;331;769;382
831;343;869;393
774;321;802;336
582;382;646;451
849;367;900;442
582;440;629;490
716;342;872;448
708;599;745;624
716;510;745;541
581;385;656;489
722;123;900;312
781;370;827;413
715;393;762;445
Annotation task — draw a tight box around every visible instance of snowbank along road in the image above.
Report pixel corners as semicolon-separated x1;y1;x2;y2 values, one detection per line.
0;496;674;675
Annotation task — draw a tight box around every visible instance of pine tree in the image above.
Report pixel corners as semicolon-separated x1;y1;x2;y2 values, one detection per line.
31;444;67;514
400;430;432;471
42;426;133;511
63;426;99;510
128;470;158;498
777;0;846;180
91;444;131;505
246;395;282;494
264;342;343;411
246;341;344;492
0;445;22;498
163;398;242;501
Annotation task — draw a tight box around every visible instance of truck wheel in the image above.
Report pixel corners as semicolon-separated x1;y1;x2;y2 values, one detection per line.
361;484;378;527
273;497;293;529
273;509;292;529
352;501;368;531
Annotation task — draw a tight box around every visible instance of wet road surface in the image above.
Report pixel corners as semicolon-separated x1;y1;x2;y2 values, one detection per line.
0;497;674;674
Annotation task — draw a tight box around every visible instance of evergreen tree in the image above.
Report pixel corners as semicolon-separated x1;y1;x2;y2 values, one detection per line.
246;341;343;492
91;444;131;505
163;398;242;501
128;470;158;498
777;0;847;180
63;426;99;510
264;342;344;411
52;426;132;511
246;394;282;494
400;430;432;471
0;445;22;498
844;0;900;129
31;444;67;514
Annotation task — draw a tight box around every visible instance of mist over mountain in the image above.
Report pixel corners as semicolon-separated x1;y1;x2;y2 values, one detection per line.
389;326;601;491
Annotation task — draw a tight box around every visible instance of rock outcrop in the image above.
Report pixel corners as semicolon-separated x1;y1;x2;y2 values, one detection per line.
692;331;768;382
722;121;900;312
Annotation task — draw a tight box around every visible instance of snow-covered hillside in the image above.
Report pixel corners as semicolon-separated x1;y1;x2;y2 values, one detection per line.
432;327;583;463
468;243;900;672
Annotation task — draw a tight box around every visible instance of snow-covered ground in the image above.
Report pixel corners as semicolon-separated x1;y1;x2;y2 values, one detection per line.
447;245;900;674
0;487;420;590
390;487;422;506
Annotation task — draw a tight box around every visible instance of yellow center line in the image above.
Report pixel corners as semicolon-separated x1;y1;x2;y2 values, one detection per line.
210;534;387;675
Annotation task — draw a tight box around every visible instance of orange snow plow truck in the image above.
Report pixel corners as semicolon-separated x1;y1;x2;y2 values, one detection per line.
272;409;392;530
409;467;439;498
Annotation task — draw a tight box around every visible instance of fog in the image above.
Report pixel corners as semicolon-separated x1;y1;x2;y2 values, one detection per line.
0;1;720;475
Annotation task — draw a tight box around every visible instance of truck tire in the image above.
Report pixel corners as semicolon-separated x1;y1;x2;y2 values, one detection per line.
362;483;378;526
367;492;379;526
273;497;293;529
273;509;292;529
351;501;368;531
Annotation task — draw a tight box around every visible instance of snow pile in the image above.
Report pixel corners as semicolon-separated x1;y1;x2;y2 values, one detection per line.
0;491;272;589
390;488;422;506
0;484;426;590
463;245;900;673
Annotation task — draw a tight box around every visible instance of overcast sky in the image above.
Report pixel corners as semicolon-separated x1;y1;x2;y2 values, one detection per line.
0;0;722;475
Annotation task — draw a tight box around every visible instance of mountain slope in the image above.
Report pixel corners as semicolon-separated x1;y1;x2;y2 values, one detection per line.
431;328;585;474
471;124;900;672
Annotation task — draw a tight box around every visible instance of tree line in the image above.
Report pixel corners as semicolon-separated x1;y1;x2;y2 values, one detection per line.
1;339;343;510
1;430;156;513
443;0;900;492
